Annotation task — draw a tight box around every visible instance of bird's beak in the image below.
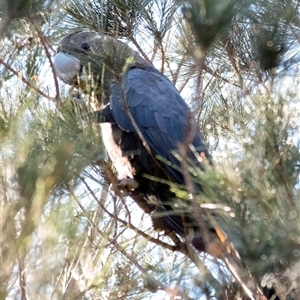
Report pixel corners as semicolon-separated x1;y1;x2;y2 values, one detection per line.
53;52;81;84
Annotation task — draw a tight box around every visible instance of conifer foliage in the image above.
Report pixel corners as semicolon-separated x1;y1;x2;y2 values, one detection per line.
1;0;299;299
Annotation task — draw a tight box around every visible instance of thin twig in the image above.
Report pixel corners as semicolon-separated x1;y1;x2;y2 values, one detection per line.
203;65;240;88
178;112;211;247
73;195;191;299
94;160;131;221
170;55;186;86
80;175;182;252
17;255;27;300
0;58;58;103
225;38;244;89
130;36;152;63
160;40;165;73
30;18;62;105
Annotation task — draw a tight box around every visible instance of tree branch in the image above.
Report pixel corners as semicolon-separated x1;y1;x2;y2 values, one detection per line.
73;194;191;299
80;175;182;253
0;58;58;103
30;18;62;105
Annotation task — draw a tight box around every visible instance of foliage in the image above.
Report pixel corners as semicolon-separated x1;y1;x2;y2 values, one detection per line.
1;0;300;299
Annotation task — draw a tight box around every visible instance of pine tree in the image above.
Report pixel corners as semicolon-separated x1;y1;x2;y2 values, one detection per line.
1;0;299;299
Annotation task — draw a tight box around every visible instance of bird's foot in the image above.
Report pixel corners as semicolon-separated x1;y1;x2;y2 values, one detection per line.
117;178;139;191
109;178;139;196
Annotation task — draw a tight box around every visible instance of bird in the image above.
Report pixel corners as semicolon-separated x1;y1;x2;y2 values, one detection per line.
53;31;216;254
53;32;285;299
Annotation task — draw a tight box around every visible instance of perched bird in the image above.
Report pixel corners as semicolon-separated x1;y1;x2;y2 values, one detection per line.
54;31;283;299
54;31;214;253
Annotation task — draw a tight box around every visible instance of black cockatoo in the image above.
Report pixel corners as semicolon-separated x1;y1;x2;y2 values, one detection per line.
53;31;281;299
53;31;215;253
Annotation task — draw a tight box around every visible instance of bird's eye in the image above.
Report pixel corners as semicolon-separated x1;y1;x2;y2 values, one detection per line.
81;43;90;51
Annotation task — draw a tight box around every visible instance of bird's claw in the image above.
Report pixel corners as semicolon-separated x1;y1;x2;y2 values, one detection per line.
118;178;139;191
109;178;139;196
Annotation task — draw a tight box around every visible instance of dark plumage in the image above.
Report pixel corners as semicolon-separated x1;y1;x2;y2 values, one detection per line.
54;32;283;299
54;31;212;252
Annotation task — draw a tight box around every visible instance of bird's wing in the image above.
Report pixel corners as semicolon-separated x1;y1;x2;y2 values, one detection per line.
110;67;208;182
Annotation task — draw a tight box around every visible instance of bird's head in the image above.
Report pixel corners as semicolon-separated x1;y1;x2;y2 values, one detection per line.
54;31;151;102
